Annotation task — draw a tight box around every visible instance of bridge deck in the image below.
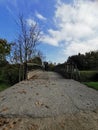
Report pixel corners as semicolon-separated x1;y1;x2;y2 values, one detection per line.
0;70;98;118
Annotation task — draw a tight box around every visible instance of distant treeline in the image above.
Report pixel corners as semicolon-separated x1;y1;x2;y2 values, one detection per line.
67;51;98;70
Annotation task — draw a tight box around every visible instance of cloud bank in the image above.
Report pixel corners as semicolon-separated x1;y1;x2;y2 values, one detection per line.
43;0;98;57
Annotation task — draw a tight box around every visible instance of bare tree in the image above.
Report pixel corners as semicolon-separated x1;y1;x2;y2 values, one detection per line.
13;15;41;80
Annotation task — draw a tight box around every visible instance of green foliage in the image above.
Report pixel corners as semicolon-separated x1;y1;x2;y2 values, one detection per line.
67;51;98;70
0;39;10;54
0;38;19;89
0;38;11;62
1;64;19;85
0;83;10;92
80;71;98;82
48;63;55;71
0;69;11;92
84;82;98;90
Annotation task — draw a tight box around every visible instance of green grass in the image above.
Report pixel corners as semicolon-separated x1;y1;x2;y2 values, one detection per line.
84;82;98;90
0;82;10;92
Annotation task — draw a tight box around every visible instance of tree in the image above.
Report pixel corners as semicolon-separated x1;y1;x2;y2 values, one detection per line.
13;15;41;80
0;39;11;66
67;51;98;70
67;54;85;70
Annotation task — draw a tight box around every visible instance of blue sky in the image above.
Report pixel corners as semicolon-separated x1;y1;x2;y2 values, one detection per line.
0;0;98;63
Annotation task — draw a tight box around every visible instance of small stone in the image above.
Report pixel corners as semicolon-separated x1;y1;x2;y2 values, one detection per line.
45;105;49;109
36;93;39;95
13;121;17;124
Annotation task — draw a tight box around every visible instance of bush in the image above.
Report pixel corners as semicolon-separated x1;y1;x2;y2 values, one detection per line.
80;71;98;82
1;64;19;85
0;60;9;67
92;73;98;81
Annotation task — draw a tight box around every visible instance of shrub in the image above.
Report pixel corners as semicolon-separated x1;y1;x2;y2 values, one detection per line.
2;64;19;85
80;71;98;82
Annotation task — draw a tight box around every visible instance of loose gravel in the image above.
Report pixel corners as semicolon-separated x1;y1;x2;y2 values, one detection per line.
0;70;98;130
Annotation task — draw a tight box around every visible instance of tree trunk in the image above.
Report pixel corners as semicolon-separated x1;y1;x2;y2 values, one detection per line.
24;62;27;80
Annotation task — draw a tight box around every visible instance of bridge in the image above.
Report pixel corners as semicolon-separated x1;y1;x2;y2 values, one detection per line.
0;70;98;130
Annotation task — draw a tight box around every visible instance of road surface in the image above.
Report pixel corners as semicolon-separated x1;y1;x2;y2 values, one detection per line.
0;70;98;130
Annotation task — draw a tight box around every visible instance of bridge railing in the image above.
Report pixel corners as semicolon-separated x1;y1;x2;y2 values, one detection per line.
54;63;80;81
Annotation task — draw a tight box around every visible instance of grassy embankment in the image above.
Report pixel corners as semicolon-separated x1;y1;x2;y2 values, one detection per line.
84;82;98;90
80;71;98;90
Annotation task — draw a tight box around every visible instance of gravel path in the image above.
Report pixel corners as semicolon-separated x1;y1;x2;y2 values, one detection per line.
0;70;98;130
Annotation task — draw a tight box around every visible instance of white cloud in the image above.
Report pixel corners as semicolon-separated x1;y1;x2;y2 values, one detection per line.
42;0;98;59
64;38;98;56
26;18;36;26
35;11;47;21
42;35;59;46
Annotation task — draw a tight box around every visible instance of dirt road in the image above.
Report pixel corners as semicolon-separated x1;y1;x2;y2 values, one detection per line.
0;70;98;130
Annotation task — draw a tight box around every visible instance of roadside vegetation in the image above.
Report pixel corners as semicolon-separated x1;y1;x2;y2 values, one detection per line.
67;52;98;90
54;51;98;90
0;83;10;92
84;82;98;90
80;71;98;90
0;70;10;92
0;65;16;92
80;71;98;82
